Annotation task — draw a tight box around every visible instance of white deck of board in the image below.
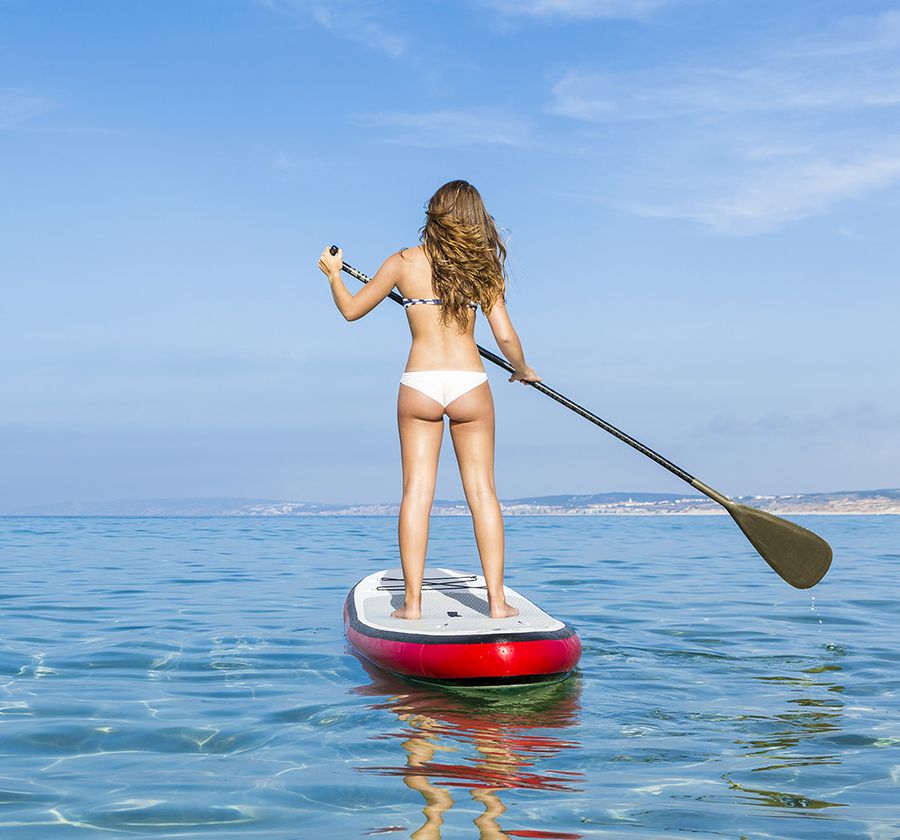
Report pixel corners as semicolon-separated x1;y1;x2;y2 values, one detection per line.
353;568;564;636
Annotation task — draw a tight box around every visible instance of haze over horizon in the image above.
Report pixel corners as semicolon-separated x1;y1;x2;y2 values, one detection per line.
3;0;898;509
8;487;899;518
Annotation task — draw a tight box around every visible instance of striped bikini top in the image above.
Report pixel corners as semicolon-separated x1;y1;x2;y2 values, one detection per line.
401;297;478;311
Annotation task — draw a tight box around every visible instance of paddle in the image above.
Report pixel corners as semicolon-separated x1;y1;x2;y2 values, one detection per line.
328;246;833;589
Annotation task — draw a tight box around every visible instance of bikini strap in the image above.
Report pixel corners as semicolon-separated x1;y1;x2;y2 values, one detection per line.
401;297;442;308
401;298;478;310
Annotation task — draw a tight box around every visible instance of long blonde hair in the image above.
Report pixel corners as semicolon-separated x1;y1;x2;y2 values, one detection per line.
419;180;507;332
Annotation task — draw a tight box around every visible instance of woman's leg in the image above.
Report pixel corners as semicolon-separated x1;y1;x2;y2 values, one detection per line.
395;383;445;619
447;382;518;619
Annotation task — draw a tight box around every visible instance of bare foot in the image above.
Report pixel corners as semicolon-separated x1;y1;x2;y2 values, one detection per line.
391;604;421;620
489;603;519;619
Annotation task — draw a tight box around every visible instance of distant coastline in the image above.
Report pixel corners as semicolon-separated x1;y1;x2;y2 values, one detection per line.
10;489;900;516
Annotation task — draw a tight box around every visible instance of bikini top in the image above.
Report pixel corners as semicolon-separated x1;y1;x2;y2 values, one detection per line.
401;297;478;310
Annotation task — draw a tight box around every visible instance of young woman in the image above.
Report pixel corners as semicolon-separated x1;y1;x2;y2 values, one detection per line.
317;180;540;620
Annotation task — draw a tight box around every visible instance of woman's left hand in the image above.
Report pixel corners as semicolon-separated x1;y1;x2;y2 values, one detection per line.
509;366;541;384
317;246;343;280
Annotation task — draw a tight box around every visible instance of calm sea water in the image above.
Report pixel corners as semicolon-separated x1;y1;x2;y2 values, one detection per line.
0;515;898;838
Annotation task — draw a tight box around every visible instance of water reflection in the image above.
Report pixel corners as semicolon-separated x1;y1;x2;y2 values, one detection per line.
349;655;584;839
726;778;847;810
726;661;847;810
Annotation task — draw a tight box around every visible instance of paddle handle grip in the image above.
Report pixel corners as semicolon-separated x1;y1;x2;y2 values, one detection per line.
333;249;702;489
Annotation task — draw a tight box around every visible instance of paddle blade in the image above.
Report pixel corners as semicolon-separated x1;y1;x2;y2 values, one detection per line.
727;503;832;589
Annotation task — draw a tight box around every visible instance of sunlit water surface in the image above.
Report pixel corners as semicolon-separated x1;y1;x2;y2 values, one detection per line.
0;515;898;838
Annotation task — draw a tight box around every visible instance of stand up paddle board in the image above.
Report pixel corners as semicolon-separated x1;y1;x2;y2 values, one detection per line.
344;568;581;686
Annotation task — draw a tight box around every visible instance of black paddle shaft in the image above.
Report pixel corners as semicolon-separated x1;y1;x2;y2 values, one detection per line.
328;245;696;487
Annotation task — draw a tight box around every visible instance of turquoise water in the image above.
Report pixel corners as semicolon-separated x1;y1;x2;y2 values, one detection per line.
0;515;898;838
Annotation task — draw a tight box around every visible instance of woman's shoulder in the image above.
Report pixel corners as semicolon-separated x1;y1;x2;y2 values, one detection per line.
397;244;426;261
378;247;416;273
393;246;430;276
374;247;423;290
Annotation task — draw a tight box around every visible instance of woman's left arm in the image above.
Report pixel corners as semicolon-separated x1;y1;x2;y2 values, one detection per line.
318;246;402;321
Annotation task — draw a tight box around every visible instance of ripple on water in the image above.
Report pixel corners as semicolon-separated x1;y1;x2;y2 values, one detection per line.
0;514;897;838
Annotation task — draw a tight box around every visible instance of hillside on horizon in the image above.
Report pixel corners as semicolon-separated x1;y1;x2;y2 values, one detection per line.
8;489;900;517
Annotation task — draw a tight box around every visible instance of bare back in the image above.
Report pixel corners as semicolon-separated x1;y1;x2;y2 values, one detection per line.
395;246;484;373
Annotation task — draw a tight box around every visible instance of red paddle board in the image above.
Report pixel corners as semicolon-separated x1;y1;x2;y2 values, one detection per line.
344;568;581;686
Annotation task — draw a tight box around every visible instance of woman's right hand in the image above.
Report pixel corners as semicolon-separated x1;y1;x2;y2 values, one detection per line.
509;366;541;384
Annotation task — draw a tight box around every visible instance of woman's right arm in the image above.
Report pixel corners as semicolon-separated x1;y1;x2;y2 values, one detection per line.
318;247;401;322
486;298;541;383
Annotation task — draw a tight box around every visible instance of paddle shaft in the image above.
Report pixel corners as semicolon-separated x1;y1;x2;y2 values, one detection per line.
330;249;734;501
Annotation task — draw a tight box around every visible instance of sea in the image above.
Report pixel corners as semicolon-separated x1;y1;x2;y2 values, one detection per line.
0;514;897;839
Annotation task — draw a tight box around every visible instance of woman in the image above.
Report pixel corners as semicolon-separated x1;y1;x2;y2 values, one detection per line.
317;180;540;620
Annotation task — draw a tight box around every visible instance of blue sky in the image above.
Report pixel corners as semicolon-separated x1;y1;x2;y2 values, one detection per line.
2;0;898;510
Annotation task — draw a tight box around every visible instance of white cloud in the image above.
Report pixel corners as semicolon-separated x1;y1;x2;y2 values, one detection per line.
550;9;900;121
254;0;405;58
486;0;671;20
271;152;301;170
549;11;900;232
357;108;534;148
635;153;900;233
783;9;900;58
0;89;54;129
551;59;900;123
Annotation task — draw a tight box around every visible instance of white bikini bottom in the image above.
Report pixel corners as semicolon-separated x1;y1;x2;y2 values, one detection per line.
400;370;489;408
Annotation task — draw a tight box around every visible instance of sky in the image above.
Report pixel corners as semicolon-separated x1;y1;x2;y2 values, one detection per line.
1;0;899;511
